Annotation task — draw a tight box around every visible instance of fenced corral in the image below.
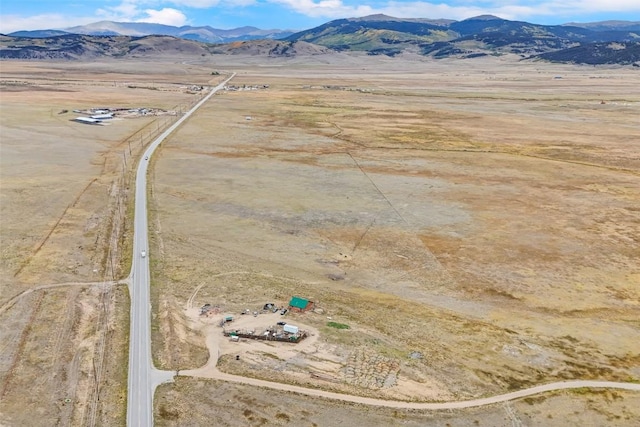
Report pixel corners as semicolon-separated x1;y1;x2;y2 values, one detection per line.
223;328;307;343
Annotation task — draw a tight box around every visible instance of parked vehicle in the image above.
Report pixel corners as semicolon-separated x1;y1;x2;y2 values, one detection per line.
280;308;288;315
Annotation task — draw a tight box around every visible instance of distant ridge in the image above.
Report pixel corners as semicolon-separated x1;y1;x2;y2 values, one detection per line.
3;15;640;65
284;14;640;64
462;14;503;21
0;34;334;60
563;20;640;32
8;30;71;38
348;14;454;26
9;21;294;43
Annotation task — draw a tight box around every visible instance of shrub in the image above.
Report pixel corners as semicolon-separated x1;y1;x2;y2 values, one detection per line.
327;321;350;329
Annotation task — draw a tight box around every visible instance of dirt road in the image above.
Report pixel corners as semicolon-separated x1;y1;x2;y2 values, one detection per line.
0;280;121;315
181;318;640;410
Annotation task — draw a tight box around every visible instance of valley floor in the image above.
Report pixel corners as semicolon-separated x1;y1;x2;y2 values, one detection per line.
1;55;639;426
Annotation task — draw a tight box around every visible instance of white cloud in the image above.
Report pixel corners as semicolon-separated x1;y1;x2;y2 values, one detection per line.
547;0;640;13
2;0;640;34
375;2;493;20
137;8;188;25
0;2;190;33
168;0;222;6
96;0;143;21
266;0;507;20
118;0;255;8
96;2;143;21
269;0;374;18
268;0;640;21
392;3;545;21
96;1;191;25
0;14;98;33
566;0;640;10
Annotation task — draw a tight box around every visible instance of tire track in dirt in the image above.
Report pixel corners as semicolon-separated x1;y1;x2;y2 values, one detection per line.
0;292;36;393
0;290;44;399
86;282;111;427
63;349;83;425
45;287;80;397
30;287;80;393
13;178;98;278
504;401;523;427
0;280;121;316
346;144;639;176
345;151;404;257
344;150;458;289
88;160;132;427
186;272;251;310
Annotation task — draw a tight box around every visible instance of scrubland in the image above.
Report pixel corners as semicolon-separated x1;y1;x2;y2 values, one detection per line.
1;55;638;426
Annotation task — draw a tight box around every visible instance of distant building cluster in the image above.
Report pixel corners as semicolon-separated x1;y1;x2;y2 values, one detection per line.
224;84;269;91
71;107;176;125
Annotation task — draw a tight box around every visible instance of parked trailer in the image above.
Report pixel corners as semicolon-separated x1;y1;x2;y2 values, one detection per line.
283;324;299;334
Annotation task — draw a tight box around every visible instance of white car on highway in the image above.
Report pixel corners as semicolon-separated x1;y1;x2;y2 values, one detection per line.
141;250;146;258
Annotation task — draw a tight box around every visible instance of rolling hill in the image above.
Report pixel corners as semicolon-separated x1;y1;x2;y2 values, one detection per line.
0;34;211;60
8;21;293;44
285;14;640;62
537;41;640;65
0;34;333;60
3;15;639;65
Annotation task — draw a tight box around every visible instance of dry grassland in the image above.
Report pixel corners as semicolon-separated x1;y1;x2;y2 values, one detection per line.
155;377;640;426
0;54;638;426
0;60;222;426
147;56;640;422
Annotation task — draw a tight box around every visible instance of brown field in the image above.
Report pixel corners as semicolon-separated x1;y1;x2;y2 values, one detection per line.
155;378;640;426
1;54;639;426
0;59;222;426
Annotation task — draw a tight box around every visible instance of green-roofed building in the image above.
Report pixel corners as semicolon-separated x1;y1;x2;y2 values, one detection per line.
288;296;314;312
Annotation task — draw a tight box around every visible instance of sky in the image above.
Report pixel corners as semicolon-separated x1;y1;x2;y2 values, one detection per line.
1;0;639;34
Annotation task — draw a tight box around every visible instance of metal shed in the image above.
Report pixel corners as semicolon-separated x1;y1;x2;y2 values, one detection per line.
288;296;314;312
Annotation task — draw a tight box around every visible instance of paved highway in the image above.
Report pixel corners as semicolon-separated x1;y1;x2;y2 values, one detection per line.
126;74;235;427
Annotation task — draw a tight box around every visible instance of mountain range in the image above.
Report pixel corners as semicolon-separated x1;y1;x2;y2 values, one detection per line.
8;21;294;43
286;14;640;61
2;15;640;65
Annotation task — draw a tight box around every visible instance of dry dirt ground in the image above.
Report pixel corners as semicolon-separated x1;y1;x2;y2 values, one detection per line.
1;54;639;426
0;59;222;426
